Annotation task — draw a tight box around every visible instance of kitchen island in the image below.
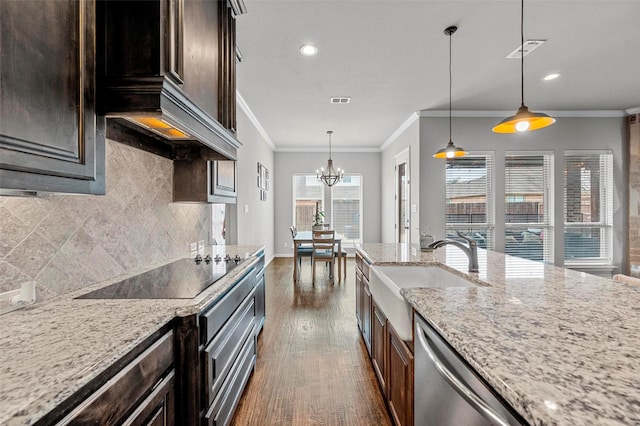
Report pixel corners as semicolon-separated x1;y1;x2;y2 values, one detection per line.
357;243;640;426
0;245;263;425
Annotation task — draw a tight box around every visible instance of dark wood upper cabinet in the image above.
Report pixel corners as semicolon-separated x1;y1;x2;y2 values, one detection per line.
217;1;237;133
173;159;237;203
99;0;241;162
0;0;105;194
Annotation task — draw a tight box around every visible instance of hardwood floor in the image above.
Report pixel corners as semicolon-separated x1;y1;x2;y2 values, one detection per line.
231;257;392;426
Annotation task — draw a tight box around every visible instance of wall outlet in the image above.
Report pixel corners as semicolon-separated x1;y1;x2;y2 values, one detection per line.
283;242;288;248
198;240;205;255
190;242;197;258
412;204;417;213
411;247;417;256
244;204;249;214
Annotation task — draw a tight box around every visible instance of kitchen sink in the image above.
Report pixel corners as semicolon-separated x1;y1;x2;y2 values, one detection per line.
369;265;476;340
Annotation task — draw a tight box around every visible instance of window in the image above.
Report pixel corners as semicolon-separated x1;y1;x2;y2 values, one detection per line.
293;175;324;231
563;151;613;265
504;153;554;263
331;174;363;248
446;155;493;249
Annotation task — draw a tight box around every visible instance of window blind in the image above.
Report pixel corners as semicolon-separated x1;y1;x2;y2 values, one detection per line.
293;175;324;231
504;153;554;262
563;151;613;265
446;155;493;249
331;175;363;248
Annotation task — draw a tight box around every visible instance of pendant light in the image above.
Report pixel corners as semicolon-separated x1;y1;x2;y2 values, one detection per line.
317;130;344;186
492;0;555;133
434;26;468;159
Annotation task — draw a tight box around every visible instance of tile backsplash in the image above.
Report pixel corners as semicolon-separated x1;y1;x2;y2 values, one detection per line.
0;139;210;300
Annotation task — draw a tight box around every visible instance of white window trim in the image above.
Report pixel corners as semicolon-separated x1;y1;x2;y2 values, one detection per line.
562;150;614;266
445;151;495;249
504;151;555;263
330;173;364;248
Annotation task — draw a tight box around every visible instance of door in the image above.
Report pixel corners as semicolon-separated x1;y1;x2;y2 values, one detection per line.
395;148;410;245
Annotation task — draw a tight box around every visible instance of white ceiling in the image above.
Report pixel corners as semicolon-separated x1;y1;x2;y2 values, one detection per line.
235;0;640;151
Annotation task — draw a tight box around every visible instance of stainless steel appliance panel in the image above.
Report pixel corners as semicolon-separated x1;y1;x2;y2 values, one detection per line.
414;315;527;426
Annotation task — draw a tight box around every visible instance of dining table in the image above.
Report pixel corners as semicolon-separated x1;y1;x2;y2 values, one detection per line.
293;230;343;282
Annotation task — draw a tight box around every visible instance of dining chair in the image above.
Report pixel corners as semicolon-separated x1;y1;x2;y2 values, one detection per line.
312;229;336;284
334;244;348;280
290;226;312;271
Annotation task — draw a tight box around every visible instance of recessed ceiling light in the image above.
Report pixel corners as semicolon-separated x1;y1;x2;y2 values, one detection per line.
299;44;318;56
543;73;562;81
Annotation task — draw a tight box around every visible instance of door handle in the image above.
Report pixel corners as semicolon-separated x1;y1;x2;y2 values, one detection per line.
416;323;510;426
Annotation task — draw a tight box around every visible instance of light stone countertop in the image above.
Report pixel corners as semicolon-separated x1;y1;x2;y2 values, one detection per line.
0;245;263;426
357;243;640;426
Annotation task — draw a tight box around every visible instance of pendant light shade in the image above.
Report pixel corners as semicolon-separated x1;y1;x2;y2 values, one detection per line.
493;105;556;133
493;0;555;133
433;25;467;159
433;140;468;159
316;130;344;187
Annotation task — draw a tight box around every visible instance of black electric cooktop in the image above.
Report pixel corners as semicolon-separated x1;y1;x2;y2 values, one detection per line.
76;256;247;299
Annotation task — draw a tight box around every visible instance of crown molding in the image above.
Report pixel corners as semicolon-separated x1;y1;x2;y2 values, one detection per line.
419;109;627;118
275;146;381;153
378;112;419;152
236;91;276;150
626;107;640;115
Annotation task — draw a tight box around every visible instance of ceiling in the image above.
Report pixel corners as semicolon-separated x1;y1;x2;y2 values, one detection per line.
235;1;640;151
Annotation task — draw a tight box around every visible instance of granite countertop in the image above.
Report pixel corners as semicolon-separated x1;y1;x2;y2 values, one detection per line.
357;243;640;426
0;245;263;426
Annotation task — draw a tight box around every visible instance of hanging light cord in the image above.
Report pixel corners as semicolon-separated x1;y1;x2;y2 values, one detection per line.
520;0;525;107
327;131;332;160
448;27;453;143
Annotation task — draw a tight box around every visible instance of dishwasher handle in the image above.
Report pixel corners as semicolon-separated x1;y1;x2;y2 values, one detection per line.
416;323;510;426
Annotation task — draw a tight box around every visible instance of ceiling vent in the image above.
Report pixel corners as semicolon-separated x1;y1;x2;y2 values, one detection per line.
506;39;546;58
330;97;351;104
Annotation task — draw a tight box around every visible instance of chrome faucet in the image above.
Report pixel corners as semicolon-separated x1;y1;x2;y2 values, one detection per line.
427;231;479;273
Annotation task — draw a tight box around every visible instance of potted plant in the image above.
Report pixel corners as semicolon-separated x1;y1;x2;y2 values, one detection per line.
312;201;325;230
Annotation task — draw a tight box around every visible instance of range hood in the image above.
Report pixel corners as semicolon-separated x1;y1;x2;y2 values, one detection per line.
98;0;241;161
103;77;240;161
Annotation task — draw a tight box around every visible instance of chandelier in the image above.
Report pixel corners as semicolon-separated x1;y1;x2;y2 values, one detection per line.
317;130;344;186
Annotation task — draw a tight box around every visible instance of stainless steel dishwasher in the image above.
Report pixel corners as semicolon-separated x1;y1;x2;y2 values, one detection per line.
414;315;527;426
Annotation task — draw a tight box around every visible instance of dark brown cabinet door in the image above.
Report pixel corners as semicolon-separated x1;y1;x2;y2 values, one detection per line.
181;0;220;120
371;301;387;395
123;371;176;426
387;324;414;426
210;160;237;202
217;0;236;133
355;269;363;330
0;0;104;194
173;159;237;203
57;332;175;425
180;0;236;131
362;277;372;356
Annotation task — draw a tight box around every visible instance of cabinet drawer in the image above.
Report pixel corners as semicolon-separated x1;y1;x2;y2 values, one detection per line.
122;370;175;426
204;330;256;426
356;252;370;280
361;260;370;281
356;252;363;272
200;270;255;345
203;289;256;407
57;331;174;425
